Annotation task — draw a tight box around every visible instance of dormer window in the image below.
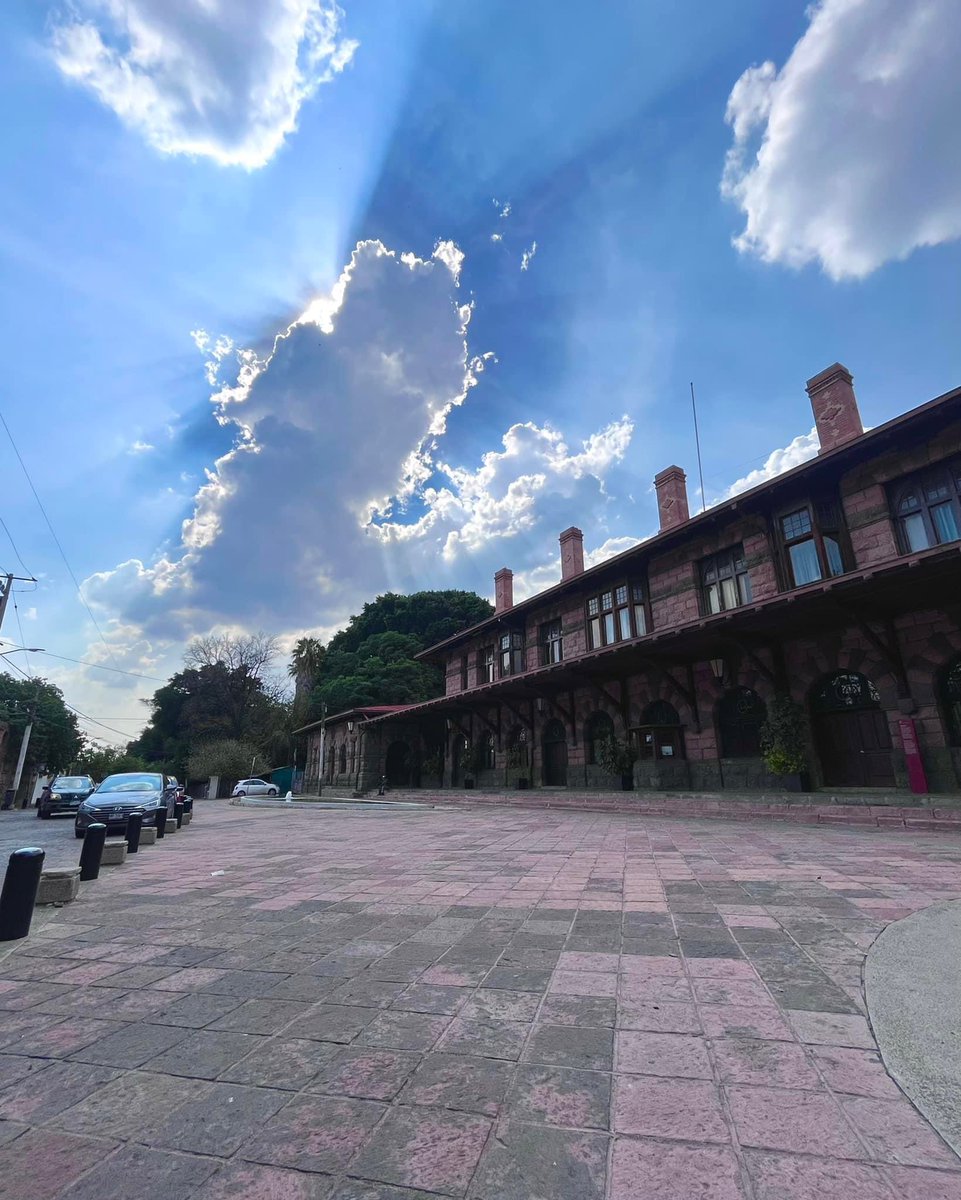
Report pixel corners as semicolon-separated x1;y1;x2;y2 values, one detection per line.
891;459;961;553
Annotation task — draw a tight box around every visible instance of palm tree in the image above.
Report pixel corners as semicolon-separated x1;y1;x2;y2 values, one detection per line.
288;637;326;710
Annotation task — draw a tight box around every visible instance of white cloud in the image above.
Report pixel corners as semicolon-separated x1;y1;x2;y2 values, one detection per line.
85;239;633;653
722;0;961;279
128;440;155;454
520;241;537;271
721;428;820;499
49;0;358;169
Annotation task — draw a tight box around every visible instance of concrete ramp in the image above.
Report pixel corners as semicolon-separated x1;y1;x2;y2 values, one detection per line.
865;899;961;1155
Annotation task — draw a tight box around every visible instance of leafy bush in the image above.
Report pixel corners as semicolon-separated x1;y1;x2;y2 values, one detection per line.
760;696;808;775
597;735;637;777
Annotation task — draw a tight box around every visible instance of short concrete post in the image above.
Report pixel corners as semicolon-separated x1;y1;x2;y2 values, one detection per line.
139;827;157;846
0;847;45;940
101;839;128;866
37;869;80;905
79;823;107;882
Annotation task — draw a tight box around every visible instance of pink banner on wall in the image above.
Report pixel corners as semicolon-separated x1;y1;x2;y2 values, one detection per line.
898;717;929;795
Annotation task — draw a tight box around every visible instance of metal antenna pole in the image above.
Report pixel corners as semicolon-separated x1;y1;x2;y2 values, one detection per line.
691;381;706;513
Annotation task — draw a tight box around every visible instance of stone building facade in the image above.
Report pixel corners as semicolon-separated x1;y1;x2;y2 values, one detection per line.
301;364;961;796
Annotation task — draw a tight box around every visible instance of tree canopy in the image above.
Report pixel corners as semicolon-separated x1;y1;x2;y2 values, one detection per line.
127;632;289;780
0;674;82;796
304;591;492;718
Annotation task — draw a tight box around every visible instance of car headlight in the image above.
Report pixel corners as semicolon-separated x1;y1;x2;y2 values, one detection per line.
51;793;62;801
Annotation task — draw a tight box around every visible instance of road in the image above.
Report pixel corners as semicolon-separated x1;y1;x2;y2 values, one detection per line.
0;806;85;871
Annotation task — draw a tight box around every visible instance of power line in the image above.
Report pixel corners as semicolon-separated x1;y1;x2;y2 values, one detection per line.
30;650;165;683
12;589;32;682
0;518;35;580
1;654;132;745
0;409;117;667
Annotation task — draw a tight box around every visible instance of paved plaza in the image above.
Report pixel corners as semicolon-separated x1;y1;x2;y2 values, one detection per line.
0;800;960;1199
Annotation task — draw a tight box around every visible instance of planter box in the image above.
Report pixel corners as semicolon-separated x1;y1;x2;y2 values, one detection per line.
780;772;813;793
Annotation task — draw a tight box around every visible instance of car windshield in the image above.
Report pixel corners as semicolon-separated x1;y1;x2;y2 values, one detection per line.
96;774;162;793
53;777;90;790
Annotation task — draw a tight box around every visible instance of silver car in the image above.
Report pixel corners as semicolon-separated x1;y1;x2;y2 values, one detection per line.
232;778;278;797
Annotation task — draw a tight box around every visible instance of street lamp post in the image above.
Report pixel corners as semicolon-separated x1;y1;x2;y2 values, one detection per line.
0;648;46;810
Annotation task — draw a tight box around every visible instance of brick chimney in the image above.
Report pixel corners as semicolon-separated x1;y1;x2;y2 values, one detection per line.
494;567;514;612
559;527;585;580
654;465;690;531
806;362;863;453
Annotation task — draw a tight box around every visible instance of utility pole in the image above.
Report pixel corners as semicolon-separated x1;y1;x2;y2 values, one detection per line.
318;701;327;796
0;576;13;636
11;698;35;809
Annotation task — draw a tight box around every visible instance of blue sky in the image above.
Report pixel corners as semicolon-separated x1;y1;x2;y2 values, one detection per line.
0;0;959;743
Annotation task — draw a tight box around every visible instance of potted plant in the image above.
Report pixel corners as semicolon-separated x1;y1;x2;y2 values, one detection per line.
422;749;444;782
598;734;637;791
506;743;530;789
760;696;811;792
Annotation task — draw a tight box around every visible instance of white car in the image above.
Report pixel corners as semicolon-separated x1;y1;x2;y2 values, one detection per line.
232;778;278;797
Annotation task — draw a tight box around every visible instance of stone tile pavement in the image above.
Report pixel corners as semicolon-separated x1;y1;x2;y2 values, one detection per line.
0;800;959;1198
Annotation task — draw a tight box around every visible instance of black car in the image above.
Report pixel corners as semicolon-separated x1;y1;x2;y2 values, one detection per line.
75;772;179;839
38;775;96;819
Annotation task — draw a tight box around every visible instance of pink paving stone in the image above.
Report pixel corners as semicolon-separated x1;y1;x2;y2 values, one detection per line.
550;970;618;998
617;1031;713;1079
885;1166;961;1199
699;1004;795;1042
743;1149;892;1199
692;978;774;1008
722;914;780;928
611;1136;747;1200
685;958;760;979
619;955;684;977
726;1085;866;1159
840;1096;960;1168
618;975;693;1003
712;1037;821;1089
557;952;620;973
811;1046;902;1099
617;999;703;1034
613;1076;730;1143
785;1010;875;1049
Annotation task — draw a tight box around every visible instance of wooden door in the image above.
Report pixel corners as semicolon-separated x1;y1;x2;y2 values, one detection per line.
814;710;894;787
542;720;568;786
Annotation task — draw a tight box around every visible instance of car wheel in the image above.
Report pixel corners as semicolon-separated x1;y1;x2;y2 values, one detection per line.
267;788;277;796
75;828;84;839
36;805;43;818
236;790;246;797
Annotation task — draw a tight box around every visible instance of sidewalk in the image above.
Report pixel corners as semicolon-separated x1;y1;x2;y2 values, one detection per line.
0;800;958;1198
346;783;961;831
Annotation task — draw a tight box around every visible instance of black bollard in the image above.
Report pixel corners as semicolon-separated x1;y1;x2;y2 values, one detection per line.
0;847;46;940
174;800;184;829
156;807;167;838
79;823;107;882
183;797;193;816
126;812;143;854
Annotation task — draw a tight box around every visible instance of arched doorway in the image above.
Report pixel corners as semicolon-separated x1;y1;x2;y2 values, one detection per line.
385;741;413;787
542;718;568;786
717;687;767;758
811;671;894;787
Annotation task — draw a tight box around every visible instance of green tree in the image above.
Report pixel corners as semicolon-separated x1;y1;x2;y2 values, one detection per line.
288;636;326;711
75;741;149;781
0;674;82;799
187;738;265;781
129;633;290;778
303;591;492;719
